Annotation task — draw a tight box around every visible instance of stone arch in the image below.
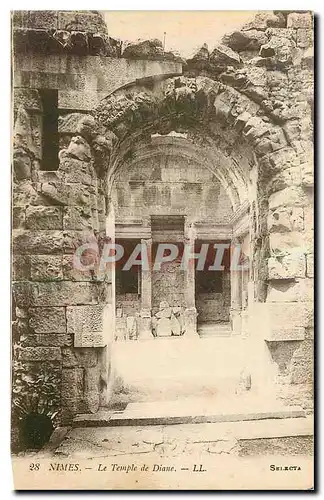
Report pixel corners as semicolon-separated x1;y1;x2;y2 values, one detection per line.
93;75;291;183
87;73;294;298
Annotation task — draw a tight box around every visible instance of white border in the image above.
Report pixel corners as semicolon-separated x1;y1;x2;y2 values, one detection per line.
1;2;322;497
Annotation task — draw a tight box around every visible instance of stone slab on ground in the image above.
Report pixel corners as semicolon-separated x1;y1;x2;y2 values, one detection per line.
47;415;313;459
73;396;306;427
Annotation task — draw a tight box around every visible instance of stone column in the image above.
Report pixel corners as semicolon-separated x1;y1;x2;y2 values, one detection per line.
183;221;198;336
230;238;242;334
139;237;153;339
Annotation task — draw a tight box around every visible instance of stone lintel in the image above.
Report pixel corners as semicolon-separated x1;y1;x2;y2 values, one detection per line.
115;224;151;239
264;328;306;342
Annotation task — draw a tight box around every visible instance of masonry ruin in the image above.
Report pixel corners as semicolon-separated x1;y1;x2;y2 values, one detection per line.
12;10;314;429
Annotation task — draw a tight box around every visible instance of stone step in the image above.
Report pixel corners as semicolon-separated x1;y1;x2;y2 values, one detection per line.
198;322;232;337
74;398;306;428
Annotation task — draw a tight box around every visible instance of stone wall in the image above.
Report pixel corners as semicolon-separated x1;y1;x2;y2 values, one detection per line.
196;271;231;323
12;11;182;112
12;101;112;423
112;152;233;222
184;11;313;399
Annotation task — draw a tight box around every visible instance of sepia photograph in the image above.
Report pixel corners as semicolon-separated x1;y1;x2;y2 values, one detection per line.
10;9;314;490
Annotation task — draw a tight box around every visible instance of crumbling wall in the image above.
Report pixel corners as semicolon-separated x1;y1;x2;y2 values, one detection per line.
12;11;182;112
12;101;112;423
184;11;314;402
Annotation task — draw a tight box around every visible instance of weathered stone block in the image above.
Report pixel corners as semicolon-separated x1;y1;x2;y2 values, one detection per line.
242;11;286;31
268;253;306;279
302;47;314;69
37;171;60;184
261;148;299;175
243;116;270;143
74;331;106;348
58;156;95;185
58;113;86;134
301;162;314;187
57;11;107;34
266;302;314;329
62;254;95;281
40;180;95;207
268;207;304;233
269;232;306;256
12;207;25;229
24;333;72;347
63;229;97;254
287;12;313;29
63;206;93;230
67;305;103;333
267;167;302;196
81;365;101;414
29;307;66;333
264;327;306;341
254;129;287;156
210;44;241;67
156;317;172;337
222;30;267;52
213;94;233;121
12;255;30;280
12;229;64;255
25;206;63;230
306;253;314;278
268;187;308;209
31;282;101;306
137;317;153;340
183;308;198;336
62;347;98;367
296;29;314;49
303;206;314;231
290;339;313;384
66;136;92;162
13;10;59;30
155;307;172;319
15;306;28;319
61;367;84;413
13;88;43;112
12;281;34;308
13;149;32;180
40;182;68;206
30;255;63;281
19;346;62;362
267;278;313;303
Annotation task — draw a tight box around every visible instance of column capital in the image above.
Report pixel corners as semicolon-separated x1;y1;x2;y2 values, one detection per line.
141;237;152;244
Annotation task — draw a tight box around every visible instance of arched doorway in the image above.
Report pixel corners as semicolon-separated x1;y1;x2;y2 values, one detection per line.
110;133;250;338
95;76;278;405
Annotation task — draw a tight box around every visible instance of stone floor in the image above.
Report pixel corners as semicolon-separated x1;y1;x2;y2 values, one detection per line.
50;417;313;459
13;415;314;490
